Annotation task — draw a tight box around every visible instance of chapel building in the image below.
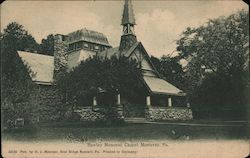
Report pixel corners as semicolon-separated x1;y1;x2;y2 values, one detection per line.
18;0;193;121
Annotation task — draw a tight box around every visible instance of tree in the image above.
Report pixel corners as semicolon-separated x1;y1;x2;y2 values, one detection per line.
39;34;54;56
1;22;39;53
56;56;145;121
1;22;39;126
1;22;40;77
151;55;187;90
57;56;144;104
176;10;249;119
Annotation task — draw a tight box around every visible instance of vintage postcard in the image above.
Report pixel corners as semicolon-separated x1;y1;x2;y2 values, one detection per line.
1;0;249;158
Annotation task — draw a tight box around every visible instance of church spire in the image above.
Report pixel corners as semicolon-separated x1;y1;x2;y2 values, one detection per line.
122;0;136;26
119;0;137;52
121;0;136;35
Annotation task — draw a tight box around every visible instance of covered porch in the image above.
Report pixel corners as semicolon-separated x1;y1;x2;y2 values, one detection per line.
143;75;187;107
74;75;193;122
142;76;193;121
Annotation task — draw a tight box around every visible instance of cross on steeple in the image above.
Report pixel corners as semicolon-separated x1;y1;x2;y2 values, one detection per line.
119;0;137;52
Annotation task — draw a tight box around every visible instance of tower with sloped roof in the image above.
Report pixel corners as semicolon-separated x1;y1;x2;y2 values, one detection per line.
119;0;137;53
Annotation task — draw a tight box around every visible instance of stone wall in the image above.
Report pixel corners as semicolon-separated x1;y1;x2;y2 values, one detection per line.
74;105;124;122
74;107;106;121
145;106;193;121
116;105;124;120
54;34;68;80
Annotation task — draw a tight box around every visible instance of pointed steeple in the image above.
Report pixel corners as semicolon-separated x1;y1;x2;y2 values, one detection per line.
121;0;136;35
119;0;137;52
121;0;136;26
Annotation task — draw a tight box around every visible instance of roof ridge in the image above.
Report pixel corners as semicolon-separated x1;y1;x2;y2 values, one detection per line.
123;41;140;57
17;51;54;58
70;28;105;36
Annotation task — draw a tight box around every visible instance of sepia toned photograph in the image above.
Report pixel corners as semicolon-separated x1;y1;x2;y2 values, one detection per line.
1;0;249;158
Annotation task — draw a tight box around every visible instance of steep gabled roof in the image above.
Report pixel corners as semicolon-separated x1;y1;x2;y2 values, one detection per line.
124;42;185;96
17;51;54;85
97;41;185;96
120;41;140;57
126;42;160;75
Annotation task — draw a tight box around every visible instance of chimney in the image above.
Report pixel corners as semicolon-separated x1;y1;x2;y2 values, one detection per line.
53;34;68;81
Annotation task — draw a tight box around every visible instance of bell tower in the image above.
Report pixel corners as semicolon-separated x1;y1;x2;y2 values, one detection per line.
119;0;137;53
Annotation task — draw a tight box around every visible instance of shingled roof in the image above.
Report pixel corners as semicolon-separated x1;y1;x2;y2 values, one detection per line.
97;41;185;96
67;28;111;46
121;0;136;25
17;51;54;85
143;76;185;96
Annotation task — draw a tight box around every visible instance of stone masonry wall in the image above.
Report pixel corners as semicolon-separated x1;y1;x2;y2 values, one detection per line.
74;105;124;122
74;107;106;121
54;34;68;80
145;106;193;121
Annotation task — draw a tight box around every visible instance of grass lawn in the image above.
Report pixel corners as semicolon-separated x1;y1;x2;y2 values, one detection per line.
2;121;248;142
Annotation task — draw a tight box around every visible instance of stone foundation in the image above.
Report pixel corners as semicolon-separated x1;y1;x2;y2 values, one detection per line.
74;105;124;122
54;34;68;80
74;107;106;121
74;106;192;122
145;106;193;121
116;105;124;120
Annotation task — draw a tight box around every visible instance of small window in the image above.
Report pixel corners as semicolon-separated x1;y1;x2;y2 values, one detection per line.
76;42;82;49
100;46;104;51
94;45;99;50
69;44;74;51
73;43;76;50
83;43;89;48
90;44;94;50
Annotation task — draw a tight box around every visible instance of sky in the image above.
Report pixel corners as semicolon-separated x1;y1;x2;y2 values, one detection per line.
1;0;248;57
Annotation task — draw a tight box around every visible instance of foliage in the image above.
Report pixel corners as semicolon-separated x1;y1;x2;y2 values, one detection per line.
151;55;187;90
56;56;146;124
1;22;39;53
1;22;40;125
39;34;54;56
56;56;145;107
33;85;66;122
176;10;249;119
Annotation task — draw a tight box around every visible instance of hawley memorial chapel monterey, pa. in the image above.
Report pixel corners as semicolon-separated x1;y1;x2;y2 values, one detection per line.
17;0;193;122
